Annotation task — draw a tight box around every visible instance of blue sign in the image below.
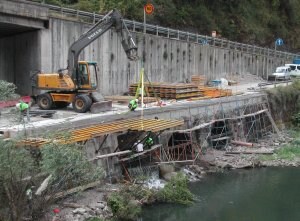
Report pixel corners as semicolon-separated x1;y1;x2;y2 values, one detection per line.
275;38;284;46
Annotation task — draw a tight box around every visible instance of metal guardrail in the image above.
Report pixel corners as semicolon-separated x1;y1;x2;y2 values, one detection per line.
29;1;298;59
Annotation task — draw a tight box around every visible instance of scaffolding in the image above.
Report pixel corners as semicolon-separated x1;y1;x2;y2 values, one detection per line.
165;94;277;155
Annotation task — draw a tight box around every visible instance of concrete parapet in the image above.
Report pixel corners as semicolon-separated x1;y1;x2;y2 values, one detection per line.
0;0;49;21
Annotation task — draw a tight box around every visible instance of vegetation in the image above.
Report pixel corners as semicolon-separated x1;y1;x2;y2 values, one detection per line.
260;129;300;161
31;0;300;51
0;139;37;221
292;112;300;127
85;217;104;221
266;80;300;122
107;173;194;220
41;142;103;190
0;139;103;221
0;80;19;101
157;172;194;205
108;192;142;220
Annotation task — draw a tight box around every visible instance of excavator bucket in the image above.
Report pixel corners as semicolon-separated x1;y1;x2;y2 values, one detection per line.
89;91;112;113
90;100;112;113
122;39;138;61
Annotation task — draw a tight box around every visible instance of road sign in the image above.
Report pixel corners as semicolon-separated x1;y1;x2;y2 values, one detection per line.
275;38;283;46
144;3;154;15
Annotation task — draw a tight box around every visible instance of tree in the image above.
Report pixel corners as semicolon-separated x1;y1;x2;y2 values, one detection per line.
0;139;37;221
0;138;103;220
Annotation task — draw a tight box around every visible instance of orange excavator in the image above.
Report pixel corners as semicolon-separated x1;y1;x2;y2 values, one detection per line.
31;9;138;113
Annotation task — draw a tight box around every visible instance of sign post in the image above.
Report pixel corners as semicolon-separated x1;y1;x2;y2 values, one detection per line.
143;3;154;33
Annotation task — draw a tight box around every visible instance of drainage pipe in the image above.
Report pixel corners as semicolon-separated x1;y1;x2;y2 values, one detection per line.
231;140;254;147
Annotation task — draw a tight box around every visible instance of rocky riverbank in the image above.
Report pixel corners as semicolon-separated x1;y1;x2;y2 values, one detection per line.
45;130;300;221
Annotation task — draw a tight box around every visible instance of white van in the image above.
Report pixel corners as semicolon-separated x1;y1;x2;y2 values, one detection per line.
285;64;300;77
268;66;291;80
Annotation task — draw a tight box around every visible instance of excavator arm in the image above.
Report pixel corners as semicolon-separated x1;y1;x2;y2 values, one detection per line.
67;9;138;84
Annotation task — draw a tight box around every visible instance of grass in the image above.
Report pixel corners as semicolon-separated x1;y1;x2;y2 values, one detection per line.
275;145;300;160
85;218;104;221
260;136;300;161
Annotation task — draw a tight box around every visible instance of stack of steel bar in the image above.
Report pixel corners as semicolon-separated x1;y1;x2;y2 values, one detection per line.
160;83;203;99
21;118;184;147
191;75;206;86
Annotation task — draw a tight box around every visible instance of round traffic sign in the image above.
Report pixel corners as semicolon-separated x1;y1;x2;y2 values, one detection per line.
275;38;283;46
144;3;154;15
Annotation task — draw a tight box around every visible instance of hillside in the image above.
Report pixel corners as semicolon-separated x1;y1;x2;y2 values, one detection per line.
36;0;300;51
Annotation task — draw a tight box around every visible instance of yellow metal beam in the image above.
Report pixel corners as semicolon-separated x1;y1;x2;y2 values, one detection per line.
21;118;184;147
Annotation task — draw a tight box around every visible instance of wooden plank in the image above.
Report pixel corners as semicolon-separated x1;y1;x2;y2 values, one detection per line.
90;150;131;160
119;144;162;162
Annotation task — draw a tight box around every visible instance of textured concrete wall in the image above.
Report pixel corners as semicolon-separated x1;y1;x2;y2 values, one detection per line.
0;37;15;83
0;16;292;96
0;31;40;95
0;0;48;21
39;18;290;96
0;0;48;30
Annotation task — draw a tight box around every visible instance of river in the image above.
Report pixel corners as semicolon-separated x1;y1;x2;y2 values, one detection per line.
141;167;300;221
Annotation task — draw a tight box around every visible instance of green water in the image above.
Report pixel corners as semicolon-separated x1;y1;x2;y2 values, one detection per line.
141;167;300;221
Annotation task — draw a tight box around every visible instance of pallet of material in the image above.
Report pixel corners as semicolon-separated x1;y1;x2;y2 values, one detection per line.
129;82;163;97
160;83;203;99
129;82;205;100
105;95;158;104
191;75;206;86
199;87;232;98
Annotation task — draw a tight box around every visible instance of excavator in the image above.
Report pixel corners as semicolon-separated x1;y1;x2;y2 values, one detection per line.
31;9;138;113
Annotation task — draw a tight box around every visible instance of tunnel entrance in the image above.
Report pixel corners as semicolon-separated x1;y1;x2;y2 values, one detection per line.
0;27;40;96
0;0;48;96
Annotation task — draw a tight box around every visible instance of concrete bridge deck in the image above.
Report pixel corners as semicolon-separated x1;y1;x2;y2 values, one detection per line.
0;91;266;138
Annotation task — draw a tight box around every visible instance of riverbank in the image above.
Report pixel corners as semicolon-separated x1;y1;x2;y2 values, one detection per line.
46;129;300;221
185;130;300;180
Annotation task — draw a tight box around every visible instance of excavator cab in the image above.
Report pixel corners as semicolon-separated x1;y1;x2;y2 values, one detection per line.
77;61;98;90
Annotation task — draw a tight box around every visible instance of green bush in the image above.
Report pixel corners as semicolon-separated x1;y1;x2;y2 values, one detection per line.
0;139;37;220
108;192;141;220
41;142;103;190
107;173;194;220
157;172;194;205
292;112;300;127
266;80;300;122
0;80;19;101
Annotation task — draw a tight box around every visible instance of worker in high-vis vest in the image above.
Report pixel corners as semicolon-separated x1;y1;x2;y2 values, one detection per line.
145;137;154;149
16;101;30;122
128;98;138;111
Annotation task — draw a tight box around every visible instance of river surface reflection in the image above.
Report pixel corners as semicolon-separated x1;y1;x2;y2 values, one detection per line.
141;167;300;221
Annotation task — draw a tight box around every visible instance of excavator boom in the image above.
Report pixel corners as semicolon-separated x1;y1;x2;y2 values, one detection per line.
68;9;138;84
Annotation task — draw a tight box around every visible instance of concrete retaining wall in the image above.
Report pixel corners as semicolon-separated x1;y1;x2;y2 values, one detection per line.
0;15;292;96
39;18;289;96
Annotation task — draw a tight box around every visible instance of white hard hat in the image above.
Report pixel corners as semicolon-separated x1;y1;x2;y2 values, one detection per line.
16;103;21;109
135;99;139;102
